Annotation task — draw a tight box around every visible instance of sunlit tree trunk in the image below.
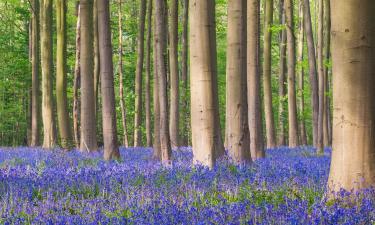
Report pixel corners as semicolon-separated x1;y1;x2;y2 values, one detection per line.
190;0;223;168
30;0;40;147
277;0;287;146
145;0;153;147
263;0;276;149
328;0;375;191
134;0;147;147
303;0;319;147
80;0;97;152
73;2;81;149
56;0;72;148
97;0;120;160
226;0;250;164
297;1;307;146
155;0;172;164
248;0;264;159
40;0;56;149
118;0;129;147
169;0;179;148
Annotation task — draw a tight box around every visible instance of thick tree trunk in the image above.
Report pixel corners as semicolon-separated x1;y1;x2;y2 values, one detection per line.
134;0;147;147
40;0;56;149
263;0;276;149
118;0;129;147
73;2;81;149
145;0;153;147
56;0;72;148
277;0;287;146
317;0;324;154
226;0;250;164
181;0;189;146
155;0;172;164
190;0;223;168
80;0;97;152
153;19;161;159
328;0;375;191
297;1;307;146
169;0;179;148
97;0;120;160
30;0;40;147
248;0;264;160
303;0;319;147
285;0;298;147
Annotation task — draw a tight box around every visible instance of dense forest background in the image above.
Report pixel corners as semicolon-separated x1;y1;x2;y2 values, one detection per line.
0;0;326;147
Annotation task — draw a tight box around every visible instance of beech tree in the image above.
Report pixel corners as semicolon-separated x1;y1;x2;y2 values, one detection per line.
263;0;276;149
97;0;120;160
134;0;147;147
56;0;72;148
328;0;375;191
30;0;39;147
316;0;324;154
73;1;81;149
225;0;250;164
248;0;264;159
145;0;152;147
80;0;97;152
40;0;56;149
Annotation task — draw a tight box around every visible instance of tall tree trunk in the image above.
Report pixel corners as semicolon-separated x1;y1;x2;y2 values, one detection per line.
328;0;375;191
277;0;287;146
97;0;120;160
118;0;129;147
169;0;179;148
30;0;40;147
297;1;307;146
285;0;298;147
303;0;319;147
134;0;147;147
155;0;172;164
56;0;72;148
145;0;153;147
73;2;81;149
93;0;100;119
317;0;324;154
80;0;97;152
263;0;276;149
323;0;331;146
190;0;223;168
248;0;264;159
40;0;56;149
226;0;250;164
153;17;161;159
181;0;189;146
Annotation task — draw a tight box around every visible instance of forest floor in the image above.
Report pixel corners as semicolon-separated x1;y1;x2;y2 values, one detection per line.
0;146;374;224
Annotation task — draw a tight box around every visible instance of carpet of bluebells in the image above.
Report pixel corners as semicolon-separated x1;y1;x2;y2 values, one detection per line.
0;146;374;225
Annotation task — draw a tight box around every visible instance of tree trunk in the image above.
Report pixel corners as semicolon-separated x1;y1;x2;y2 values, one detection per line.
30;0;40;147
145;0;153;147
323;0;331;146
317;0;324;154
285;0;298;147
248;0;264;159
303;0;319;147
297;0;307;146
56;0;72;148
80;0;97;152
93;0;101;144
40;0;56;149
190;0;223;168
181;0;189;146
97;0;120;160
328;0;375;191
73;2;81;149
277;0;287;146
118;0;129;147
226;0;250;164
155;0;172;164
134;0;147;147
263;0;276;149
169;0;179;148
153;16;161;159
